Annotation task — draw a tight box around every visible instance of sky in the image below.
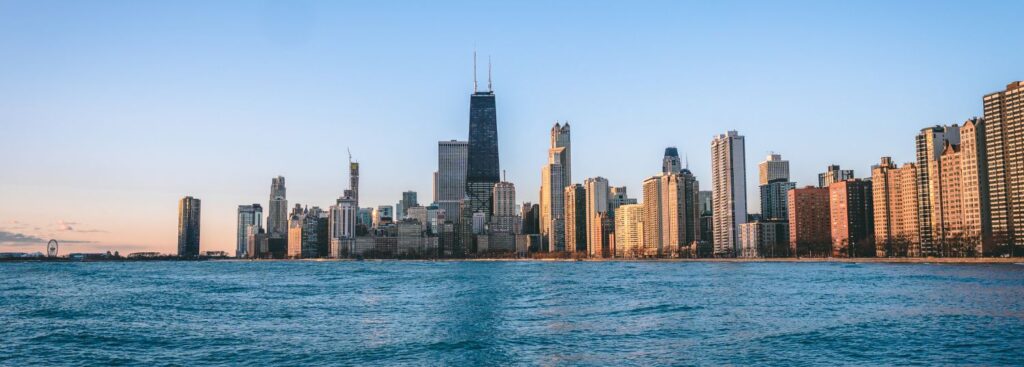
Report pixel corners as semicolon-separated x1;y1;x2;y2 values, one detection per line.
1;0;1022;254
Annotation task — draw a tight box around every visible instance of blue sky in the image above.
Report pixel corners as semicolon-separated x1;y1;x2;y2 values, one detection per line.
1;0;1021;253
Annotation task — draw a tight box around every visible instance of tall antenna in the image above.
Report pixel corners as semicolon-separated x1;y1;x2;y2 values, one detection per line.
347;147;352;163
685;154;689;170
488;56;493;92
473;50;478;93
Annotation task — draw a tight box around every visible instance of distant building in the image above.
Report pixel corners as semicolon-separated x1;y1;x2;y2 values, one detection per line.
608;186;637;214
711;131;747;257
373;205;393;228
935;118;990;256
489;181;518;251
788;186;831;257
236;204;262;258
400;191;418;217
614;204;644;257
540;124;569;252
268;176;288;239
916;124;960;255
329;196;357;258
564;184;587;253
177;196;201;257
871;157;920;257
520;202;540;235
465;72;501;226
436;140;468;242
739;220;789;258
829;179;874;257
662;147;682;174
585;177;611;257
818;165;854;188
758;153;790;185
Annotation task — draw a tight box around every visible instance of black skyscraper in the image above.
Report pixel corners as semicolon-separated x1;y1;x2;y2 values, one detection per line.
465;57;499;219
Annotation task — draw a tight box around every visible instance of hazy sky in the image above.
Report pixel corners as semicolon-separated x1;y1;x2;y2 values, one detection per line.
1;0;1021;254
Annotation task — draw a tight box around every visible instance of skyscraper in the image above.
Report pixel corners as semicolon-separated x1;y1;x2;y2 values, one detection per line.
400;191;418;217
759;153;790;185
585;177;610;257
540;123;569;252
661;170;701;254
177;196;201;257
983;81;1023;255
268;176;288;238
489;180;518;251
520;203;540;235
564;184;587;253
236;204;262;258
465;55;500;222
437;140;468;247
916;124;960;256
871;157;920;257
818;165;854;188
829;179;874;257
608;186;637;214
711;131;748;257
349;159;359;208
329;196;357;258
641;176;663;257
662;147;682;174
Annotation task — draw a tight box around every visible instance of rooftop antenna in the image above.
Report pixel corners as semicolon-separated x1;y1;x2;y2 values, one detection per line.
347;147;352;163
685;154;689;170
473;50;478;93
488;55;493;92
503;169;506;182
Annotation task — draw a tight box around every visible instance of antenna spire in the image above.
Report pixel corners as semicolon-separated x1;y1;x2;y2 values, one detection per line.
685;154;689;170
473;50;478;93
488;56;493;92
347;147;352;163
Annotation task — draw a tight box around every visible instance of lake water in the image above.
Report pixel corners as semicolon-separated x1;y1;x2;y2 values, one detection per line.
2;261;1023;366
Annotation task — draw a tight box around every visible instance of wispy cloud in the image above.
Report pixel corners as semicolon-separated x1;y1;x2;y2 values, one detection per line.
54;220;107;233
0;230;45;243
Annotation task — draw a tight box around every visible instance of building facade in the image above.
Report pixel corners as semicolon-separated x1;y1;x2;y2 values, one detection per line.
829;179;874;257
985;81;1024;255
177;196;201;257
711;131;747;257
758;153;790;185
236;204;262;258
564;184;587;253
788;186;831;257
585;177;610;257
614;204;644;258
871;157;920;257
268;176;288;239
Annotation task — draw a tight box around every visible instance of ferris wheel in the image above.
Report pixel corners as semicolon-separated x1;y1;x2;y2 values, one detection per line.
47;239;58;257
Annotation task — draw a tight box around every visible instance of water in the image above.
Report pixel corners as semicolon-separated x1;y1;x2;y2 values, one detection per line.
1;261;1023;366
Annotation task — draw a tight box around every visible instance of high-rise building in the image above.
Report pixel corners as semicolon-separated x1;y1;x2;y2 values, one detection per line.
788;186;831;257
659;171;701;255
608;186;637;214
437;140;468;246
871;157;920;257
349;159;359;208
818;165;854;188
711;131;748;257
465;56;500;222
236;204;263;258
662;147;682;174
916;124;961;256
540;124;569;252
585;177;610;257
614;204;644;257
935;117;990;256
829;179;874;257
400;191;418;217
489;180;518;251
984;81;1024;256
759;153;790;185
373;205;394;228
177;196;201;257
642;175;663;256
268;176;288;239
760;181;796;221
564;184;587;253
520;203;540;235
329;196;357;258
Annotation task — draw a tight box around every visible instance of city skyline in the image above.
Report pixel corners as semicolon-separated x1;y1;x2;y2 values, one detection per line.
2;1;1024;254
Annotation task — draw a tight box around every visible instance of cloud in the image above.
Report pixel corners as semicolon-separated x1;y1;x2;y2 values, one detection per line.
0;231;45;243
57;220;77;231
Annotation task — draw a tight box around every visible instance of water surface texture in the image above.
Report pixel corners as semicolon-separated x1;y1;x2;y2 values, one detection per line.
2;261;1023;366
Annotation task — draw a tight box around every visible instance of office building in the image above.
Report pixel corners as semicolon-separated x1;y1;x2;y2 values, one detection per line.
489;181;518;251
520;203;540;235
177;196;201;257
608;186;637;214
236;204;262;258
437;140;469;246
659;170;701;255
818;165;854;188
711;131;748;256
465;57;500;222
564;184;587;253
400;191;418;217
936;117;990;256
663;147;682;174
585;177;610;257
329;196;357;258
829;179;874;257
540;123;569;252
268;176;288;238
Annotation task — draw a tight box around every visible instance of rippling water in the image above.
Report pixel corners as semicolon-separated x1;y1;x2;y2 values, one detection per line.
2;261;1023;366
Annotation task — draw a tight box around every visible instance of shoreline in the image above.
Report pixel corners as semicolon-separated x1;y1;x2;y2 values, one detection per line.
3;257;1023;264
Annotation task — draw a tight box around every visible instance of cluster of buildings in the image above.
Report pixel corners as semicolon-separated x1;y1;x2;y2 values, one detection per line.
175;75;1024;259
